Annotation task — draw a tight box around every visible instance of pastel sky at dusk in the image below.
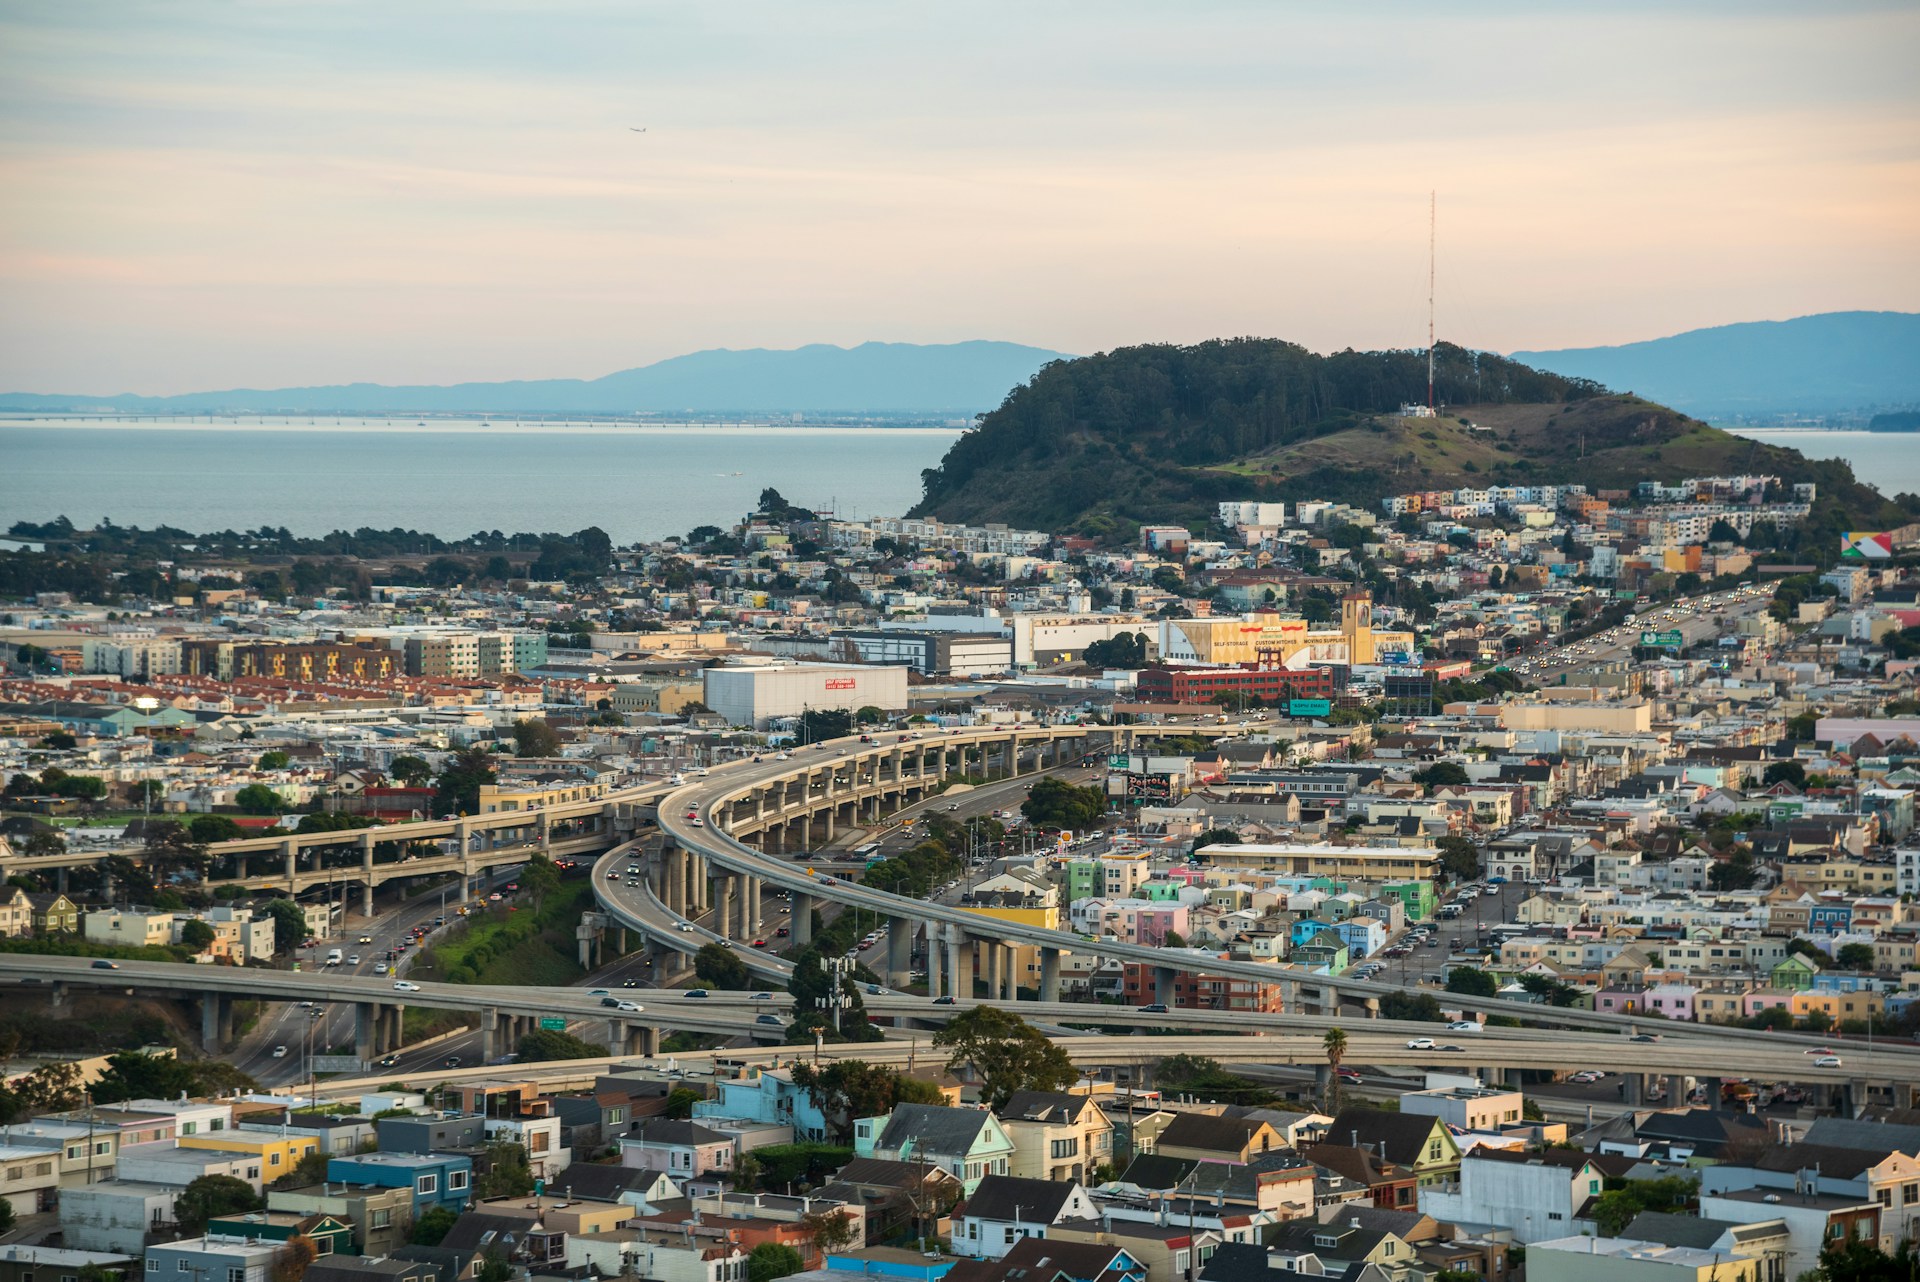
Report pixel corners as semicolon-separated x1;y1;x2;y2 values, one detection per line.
1;1;1915;394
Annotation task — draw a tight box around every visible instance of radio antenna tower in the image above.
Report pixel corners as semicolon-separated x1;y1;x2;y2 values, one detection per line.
1427;190;1436;412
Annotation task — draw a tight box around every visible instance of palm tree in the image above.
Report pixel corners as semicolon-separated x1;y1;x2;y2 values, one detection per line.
1322;1026;1349;1113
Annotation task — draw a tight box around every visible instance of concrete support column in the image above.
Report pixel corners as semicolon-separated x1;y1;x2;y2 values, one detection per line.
746;877;761;938
887;917;912;988
1154;965;1176;1006
925;926;943;997
719;876;738;940
1005;945;1022;999
282;837;299;890
201;994;228;1053
1040;947;1062;1002
984;943;1001;1002
355;1003;377;1063
605;1019;627;1056
792;892;814;946
951;930;973;999
360;832;377;916
453;820;475;902
56;865;68;894
626;1024;659;1057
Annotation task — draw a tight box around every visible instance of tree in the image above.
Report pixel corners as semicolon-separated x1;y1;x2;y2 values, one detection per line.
664;1087;702;1119
433;745;497;817
1322;1027;1348;1111
477;1142;534;1197
389;755;433;786
271;1148;332;1191
1083;632;1150;669
799;709;854;743
40;731;76;751
1413;761;1470;794
175;1174;262;1235
272;1236;318;1282
512;718;563;758
14;1059;83;1114
235;783;286;815
747;1243;806;1282
516;1028;604;1064
1836;942;1877;971
1434;835;1481;883
1707;847;1758;891
931;1006;1076;1110
179;919;217;951
0;1198;12;1234
263;897;309;953
695;942;752;989
790;1060;941;1143
1446;967;1499;998
476;1252;513;1282
1762;760;1807;789
1189;828;1239;856
189;814;245;843
1589;1174;1697;1236
1020;776;1107;829
1800;1238;1918;1282
803;1208;859;1252
1379;992;1444;1021
410;1205;459;1246
256;750;291;770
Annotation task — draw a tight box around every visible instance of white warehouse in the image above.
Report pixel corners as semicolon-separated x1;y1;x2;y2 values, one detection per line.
703;662;910;729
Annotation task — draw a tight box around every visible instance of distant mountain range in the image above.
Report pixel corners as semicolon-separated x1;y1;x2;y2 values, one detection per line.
1511;311;1920;418
0;340;1072;417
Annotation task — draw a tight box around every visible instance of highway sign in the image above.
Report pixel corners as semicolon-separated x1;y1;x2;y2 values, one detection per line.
1640;630;1684;648
540;1017;567;1031
312;1055;363;1074
1287;699;1333;717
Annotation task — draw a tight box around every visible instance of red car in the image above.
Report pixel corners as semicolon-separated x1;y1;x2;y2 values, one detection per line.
751;939;768;948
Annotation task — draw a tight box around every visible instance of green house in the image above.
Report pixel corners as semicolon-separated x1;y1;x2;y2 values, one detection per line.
1770;952;1821;991
208;1211;356;1257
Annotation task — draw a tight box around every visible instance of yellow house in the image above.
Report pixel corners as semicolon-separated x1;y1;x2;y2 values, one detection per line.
998;1090;1114;1183
478;779;607;813
180;1131;319;1180
1791;990;1883;1025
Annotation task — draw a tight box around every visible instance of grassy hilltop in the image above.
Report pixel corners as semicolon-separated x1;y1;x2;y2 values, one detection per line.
909;338;1909;540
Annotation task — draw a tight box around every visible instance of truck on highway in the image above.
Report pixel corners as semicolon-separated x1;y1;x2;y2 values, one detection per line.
325;948;343;966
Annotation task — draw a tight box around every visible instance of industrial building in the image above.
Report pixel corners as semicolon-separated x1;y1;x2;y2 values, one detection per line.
702;662;909;729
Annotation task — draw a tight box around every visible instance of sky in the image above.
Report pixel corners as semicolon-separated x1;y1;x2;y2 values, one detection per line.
1;1;1915;394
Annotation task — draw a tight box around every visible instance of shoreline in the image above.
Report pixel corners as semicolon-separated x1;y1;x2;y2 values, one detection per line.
0;418;963;438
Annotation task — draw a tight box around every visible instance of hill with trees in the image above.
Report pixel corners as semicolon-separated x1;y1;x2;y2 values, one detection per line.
910;337;1911;539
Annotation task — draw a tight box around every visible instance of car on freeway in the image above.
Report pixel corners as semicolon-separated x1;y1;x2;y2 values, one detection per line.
1406;1037;1437;1050
683;989;710;999
931;995;957;1005
1336;1067;1363;1084
675;922;694;933
622;978;638;988
601;997;621;1008
378;1054;400;1068
607;870;622;879
755;1013;784;1026
358;935;373;944
347;954;361;965
588;989;610;997
749;992;773;1000
751;939;768;948
1439;1045;1466;1053
1629;1033;1661;1043
1802;1046;1837;1055
444;1056;461;1068
272;1045;288;1058
91;959;120;969
775;926;790;937
1447;1020;1483;1033
1813;1055;1844;1068
616;1001;643;1013
1140;1003;1169;1013
393;980;421;992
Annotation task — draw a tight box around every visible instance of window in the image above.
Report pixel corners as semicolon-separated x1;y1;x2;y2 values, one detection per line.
229;1270;245;1282
178;1263;192;1273
449;1170;469;1191
371;1210;392;1230
146;1263;159;1275
417;1174;439;1195
270;1153;281;1166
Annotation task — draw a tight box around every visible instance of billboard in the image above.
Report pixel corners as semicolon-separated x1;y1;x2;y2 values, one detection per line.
1640;630;1684;648
1288;698;1333;717
1842;531;1894;560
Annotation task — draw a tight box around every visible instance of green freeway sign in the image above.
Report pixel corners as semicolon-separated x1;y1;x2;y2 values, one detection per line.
1640;630;1684;648
539;1017;567;1032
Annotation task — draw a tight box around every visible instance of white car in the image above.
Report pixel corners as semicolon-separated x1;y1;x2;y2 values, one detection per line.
272;1045;288;1058
1405;1037;1437;1050
1813;1054;1843;1068
616;1000;644;1013
1447;1020;1483;1033
393;980;421;992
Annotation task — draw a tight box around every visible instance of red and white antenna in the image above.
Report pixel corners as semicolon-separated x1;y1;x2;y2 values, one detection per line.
1427;190;1436;412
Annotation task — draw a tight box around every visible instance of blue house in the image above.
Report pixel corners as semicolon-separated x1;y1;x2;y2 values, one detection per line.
1289;918;1335;949
326;1152;472;1215
691;1068;831;1143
